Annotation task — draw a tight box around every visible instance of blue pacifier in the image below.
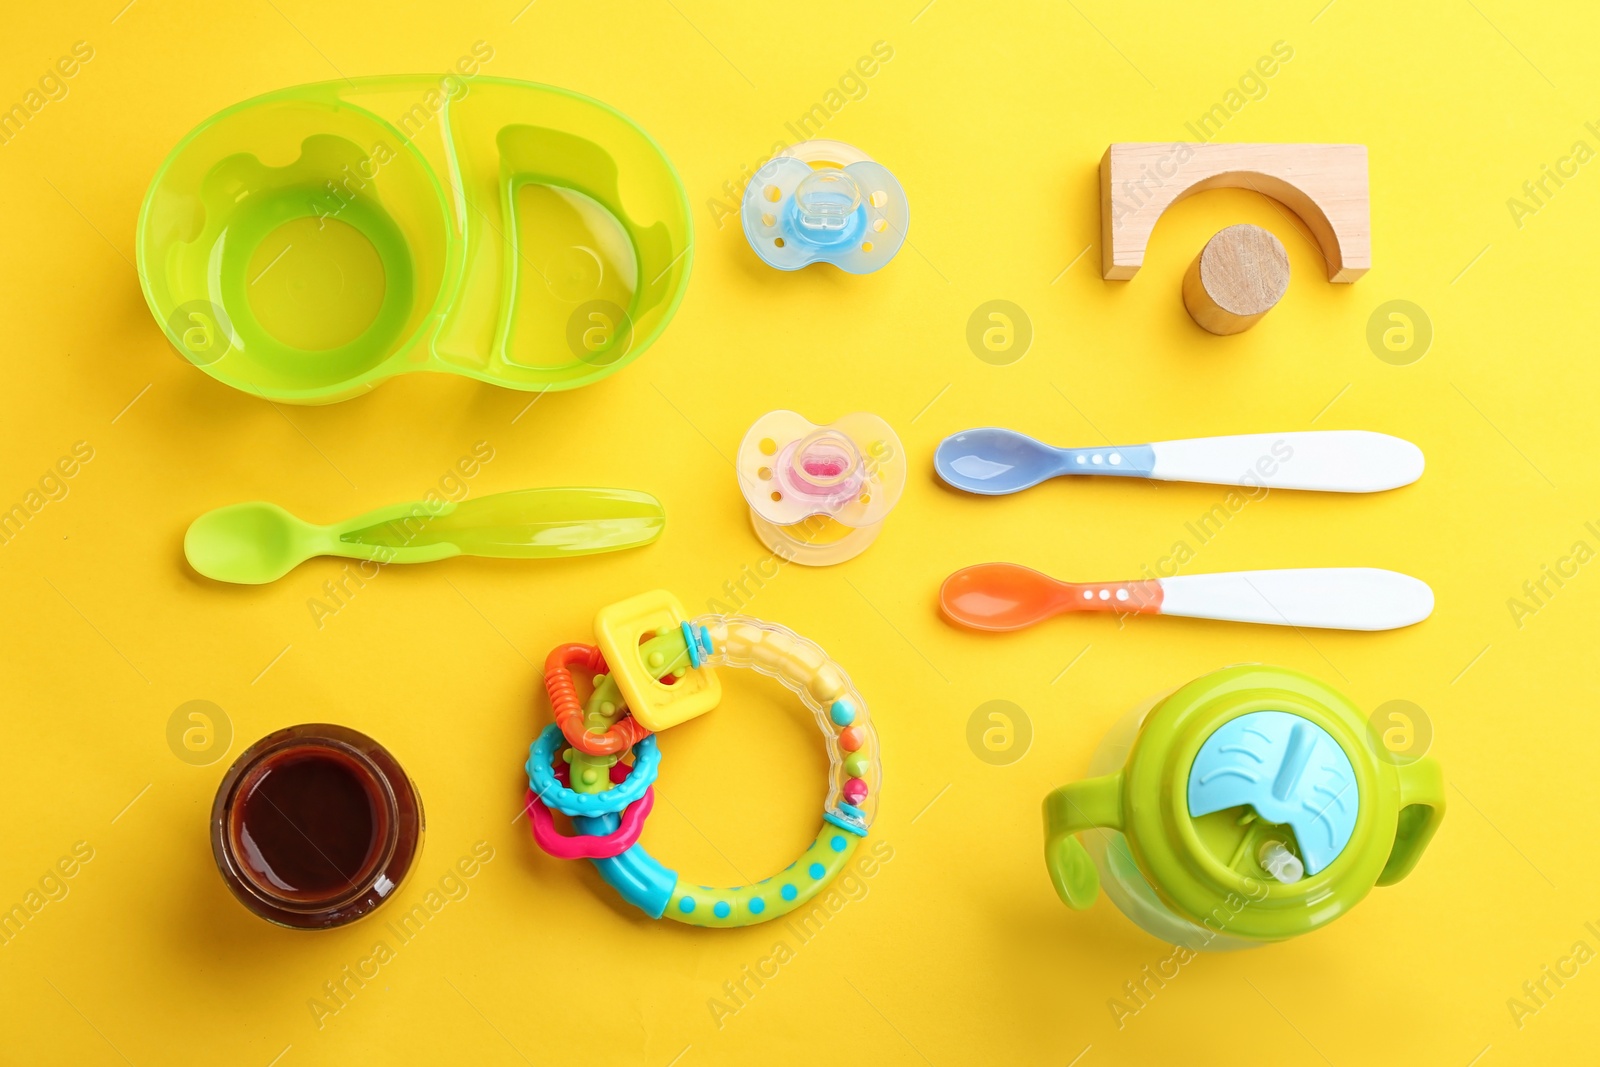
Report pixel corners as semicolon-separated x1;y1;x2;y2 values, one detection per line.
740;141;909;273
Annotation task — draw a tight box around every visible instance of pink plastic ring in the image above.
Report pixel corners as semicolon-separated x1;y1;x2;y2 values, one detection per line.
525;786;654;860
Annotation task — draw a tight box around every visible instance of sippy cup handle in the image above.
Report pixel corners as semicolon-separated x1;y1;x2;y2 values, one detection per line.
1042;772;1124;909
1376;756;1446;886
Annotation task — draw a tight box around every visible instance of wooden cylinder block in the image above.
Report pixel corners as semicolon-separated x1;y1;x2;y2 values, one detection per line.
1181;224;1290;335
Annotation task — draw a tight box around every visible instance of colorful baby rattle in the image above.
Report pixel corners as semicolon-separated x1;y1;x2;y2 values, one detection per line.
524;590;881;927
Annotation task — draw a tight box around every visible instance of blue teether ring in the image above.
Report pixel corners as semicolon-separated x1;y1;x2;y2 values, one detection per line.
525;724;659;817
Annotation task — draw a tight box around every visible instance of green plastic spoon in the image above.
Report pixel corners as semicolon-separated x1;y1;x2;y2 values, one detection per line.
185;487;665;585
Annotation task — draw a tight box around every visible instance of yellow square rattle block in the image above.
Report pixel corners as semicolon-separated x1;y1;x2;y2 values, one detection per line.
594;590;722;731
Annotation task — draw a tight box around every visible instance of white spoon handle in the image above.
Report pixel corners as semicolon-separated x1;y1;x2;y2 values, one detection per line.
1148;431;1423;492
1157;568;1433;630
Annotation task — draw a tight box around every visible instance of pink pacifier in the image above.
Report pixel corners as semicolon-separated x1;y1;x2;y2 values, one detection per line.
736;411;905;565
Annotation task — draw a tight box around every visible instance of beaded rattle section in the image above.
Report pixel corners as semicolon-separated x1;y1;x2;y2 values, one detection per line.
694;615;879;836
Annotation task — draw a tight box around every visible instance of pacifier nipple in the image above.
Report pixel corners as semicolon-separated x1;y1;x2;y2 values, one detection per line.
795;171;863;233
740;141;909;273
783;429;865;505
737;411;905;566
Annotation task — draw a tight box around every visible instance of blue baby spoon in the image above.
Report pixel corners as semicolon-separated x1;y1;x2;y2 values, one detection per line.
934;428;1424;496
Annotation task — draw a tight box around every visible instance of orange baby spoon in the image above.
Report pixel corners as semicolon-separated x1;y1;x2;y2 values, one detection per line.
939;564;1162;631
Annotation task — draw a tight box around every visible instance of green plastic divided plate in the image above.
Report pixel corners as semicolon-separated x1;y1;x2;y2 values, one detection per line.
137;76;692;404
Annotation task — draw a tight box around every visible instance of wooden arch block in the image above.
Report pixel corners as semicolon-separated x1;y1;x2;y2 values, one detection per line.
1100;142;1370;282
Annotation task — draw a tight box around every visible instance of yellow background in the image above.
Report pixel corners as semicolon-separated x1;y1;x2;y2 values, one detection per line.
2;1;1596;1063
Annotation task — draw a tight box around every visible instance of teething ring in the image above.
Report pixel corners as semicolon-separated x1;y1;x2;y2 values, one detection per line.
525;593;883;929
545;643;651;757
525;785;654;860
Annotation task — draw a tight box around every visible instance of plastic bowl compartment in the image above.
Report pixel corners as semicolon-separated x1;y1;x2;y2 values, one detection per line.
137;77;692;404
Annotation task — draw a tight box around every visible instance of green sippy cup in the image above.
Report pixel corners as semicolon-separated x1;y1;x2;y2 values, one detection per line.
1043;665;1444;949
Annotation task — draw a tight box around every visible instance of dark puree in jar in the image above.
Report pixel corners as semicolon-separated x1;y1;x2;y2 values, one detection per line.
233;747;383;900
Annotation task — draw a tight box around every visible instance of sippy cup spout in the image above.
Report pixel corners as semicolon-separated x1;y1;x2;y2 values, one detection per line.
1259;841;1305;884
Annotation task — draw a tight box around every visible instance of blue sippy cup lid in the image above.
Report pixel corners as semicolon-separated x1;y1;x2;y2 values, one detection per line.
741;141;908;273
1187;710;1359;875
